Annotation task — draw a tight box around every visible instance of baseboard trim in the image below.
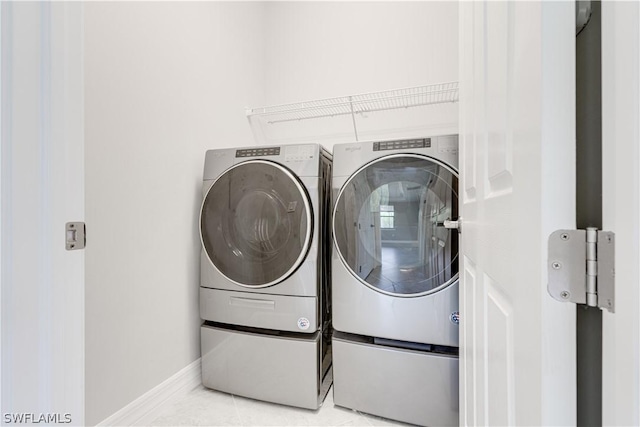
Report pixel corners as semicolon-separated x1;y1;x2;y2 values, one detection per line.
97;358;201;426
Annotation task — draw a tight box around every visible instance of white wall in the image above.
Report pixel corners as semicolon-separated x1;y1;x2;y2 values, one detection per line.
83;2;266;424
83;2;459;424
260;1;459;147
265;1;458;101
602;1;640;424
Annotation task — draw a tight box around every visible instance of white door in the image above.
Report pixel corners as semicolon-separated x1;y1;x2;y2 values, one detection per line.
459;2;576;425
1;3;85;425
602;2;640;425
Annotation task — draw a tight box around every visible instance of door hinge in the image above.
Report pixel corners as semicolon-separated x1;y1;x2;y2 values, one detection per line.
547;228;615;313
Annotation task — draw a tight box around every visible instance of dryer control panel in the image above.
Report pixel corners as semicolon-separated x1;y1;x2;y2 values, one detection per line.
284;145;316;161
235;147;281;158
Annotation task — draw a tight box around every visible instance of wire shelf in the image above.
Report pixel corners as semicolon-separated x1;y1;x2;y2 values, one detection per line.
246;82;459;125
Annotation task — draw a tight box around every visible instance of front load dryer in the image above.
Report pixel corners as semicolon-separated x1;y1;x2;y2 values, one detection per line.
199;144;332;410
331;135;459;426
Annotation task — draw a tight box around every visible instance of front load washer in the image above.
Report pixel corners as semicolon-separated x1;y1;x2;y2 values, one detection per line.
199;144;332;410
331;135;459;426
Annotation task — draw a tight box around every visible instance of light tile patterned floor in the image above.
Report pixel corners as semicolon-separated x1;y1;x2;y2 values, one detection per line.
149;385;411;426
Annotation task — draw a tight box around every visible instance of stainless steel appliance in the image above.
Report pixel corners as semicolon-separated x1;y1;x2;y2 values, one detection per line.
199;144;332;409
331;135;459;426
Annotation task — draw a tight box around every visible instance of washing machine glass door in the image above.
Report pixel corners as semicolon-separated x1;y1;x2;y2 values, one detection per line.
200;160;312;287
333;154;458;296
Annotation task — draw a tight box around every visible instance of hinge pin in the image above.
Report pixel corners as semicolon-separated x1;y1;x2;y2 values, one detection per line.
586;227;598;307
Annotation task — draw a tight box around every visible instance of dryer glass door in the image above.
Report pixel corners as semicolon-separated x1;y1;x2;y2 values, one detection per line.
334;154;458;296
201;160;312;287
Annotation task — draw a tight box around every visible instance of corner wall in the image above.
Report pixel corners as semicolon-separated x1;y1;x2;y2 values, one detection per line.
83;3;266;424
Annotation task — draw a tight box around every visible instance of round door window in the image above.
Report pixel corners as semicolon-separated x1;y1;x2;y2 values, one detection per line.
200;160;312;287
333;154;458;296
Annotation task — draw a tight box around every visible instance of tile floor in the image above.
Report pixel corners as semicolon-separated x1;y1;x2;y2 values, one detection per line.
149;385;411;427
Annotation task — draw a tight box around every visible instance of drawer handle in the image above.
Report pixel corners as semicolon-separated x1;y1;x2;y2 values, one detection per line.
229;297;275;310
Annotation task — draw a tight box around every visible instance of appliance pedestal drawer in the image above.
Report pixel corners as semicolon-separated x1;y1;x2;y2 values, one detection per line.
332;335;458;426
201;324;330;410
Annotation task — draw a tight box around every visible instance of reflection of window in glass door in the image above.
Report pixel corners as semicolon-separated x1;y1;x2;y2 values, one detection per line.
380;205;395;229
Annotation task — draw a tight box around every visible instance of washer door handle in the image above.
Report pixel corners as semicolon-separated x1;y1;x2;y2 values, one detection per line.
444;217;462;234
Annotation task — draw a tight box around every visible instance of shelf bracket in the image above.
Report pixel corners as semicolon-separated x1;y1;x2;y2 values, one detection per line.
348;96;359;141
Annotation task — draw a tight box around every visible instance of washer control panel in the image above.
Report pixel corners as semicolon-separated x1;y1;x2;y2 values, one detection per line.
373;138;431;151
